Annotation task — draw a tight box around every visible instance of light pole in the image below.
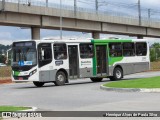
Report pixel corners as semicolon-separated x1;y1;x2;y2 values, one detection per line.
2;0;5;11
148;9;151;19
74;0;77;17
138;0;141;25
46;0;48;7
17;0;19;11
96;2;108;12
95;0;98;12
60;0;62;39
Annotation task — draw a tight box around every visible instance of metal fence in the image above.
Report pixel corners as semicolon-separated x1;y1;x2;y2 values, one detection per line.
0;0;160;22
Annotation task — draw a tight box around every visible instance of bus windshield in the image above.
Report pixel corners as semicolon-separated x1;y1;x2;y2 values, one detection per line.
12;44;37;66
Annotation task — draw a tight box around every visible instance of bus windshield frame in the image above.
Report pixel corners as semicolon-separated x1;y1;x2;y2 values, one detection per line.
12;41;37;69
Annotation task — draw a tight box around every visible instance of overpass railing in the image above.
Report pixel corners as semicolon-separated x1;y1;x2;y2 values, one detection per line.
1;0;160;23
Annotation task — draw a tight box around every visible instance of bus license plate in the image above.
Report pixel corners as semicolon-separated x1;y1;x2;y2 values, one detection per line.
19;77;23;80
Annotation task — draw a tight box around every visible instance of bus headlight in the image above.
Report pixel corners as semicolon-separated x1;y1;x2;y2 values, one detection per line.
29;69;37;76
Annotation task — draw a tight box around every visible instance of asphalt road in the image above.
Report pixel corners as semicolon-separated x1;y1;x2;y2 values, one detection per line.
0;71;160;112
0;72;160;120
1;71;160;120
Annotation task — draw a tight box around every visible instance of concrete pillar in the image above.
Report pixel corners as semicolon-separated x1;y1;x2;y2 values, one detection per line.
31;27;40;40
137;35;143;39
92;32;100;39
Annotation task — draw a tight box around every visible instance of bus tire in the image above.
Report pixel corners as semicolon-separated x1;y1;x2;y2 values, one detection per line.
33;82;45;87
110;67;123;81
90;78;103;82
55;71;66;86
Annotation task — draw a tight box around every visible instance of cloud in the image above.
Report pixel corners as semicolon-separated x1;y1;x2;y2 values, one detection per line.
0;40;13;45
141;0;160;8
0;32;12;40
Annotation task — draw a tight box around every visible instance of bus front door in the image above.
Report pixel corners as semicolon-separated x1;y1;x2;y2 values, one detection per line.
96;45;107;76
68;45;79;79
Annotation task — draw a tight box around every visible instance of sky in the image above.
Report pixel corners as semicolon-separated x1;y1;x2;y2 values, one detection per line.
0;0;160;45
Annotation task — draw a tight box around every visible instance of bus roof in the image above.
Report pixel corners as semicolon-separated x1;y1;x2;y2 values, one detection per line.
13;39;148;44
92;39;148;43
13;39;92;43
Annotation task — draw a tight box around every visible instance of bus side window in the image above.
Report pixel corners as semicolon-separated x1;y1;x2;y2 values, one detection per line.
38;43;52;67
123;42;135;57
109;43;122;57
80;44;94;58
136;42;147;56
54;44;67;60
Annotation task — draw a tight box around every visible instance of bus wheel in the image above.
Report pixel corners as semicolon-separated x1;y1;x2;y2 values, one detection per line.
33;82;45;87
55;71;66;86
90;78;103;82
110;67;123;81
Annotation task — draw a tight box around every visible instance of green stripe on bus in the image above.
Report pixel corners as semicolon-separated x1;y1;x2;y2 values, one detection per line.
109;57;123;66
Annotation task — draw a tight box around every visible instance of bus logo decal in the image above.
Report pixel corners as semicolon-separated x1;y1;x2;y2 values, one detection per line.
55;61;63;66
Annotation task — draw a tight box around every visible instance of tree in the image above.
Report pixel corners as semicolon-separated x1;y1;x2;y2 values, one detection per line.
0;55;6;63
152;43;160;48
150;49;156;62
150;43;160;62
0;44;11;64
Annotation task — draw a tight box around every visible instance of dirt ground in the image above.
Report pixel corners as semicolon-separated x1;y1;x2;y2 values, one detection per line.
0;66;12;84
0;78;12;84
150;61;160;70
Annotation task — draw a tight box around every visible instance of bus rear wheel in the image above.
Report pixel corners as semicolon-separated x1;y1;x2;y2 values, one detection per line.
90;78;103;82
54;71;66;86
33;82;45;87
110;67;123;81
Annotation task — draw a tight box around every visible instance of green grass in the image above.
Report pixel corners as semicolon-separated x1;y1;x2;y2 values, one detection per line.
0;106;30;119
104;76;160;88
0;106;30;112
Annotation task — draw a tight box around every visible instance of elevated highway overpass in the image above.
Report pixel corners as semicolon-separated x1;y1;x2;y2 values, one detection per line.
0;1;160;39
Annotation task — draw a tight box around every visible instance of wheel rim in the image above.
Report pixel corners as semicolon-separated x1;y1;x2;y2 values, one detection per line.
116;70;121;78
57;74;64;82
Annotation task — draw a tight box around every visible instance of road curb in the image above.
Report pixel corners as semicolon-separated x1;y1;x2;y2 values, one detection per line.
100;85;160;92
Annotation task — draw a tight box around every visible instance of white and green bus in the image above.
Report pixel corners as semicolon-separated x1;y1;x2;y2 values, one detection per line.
11;39;150;87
